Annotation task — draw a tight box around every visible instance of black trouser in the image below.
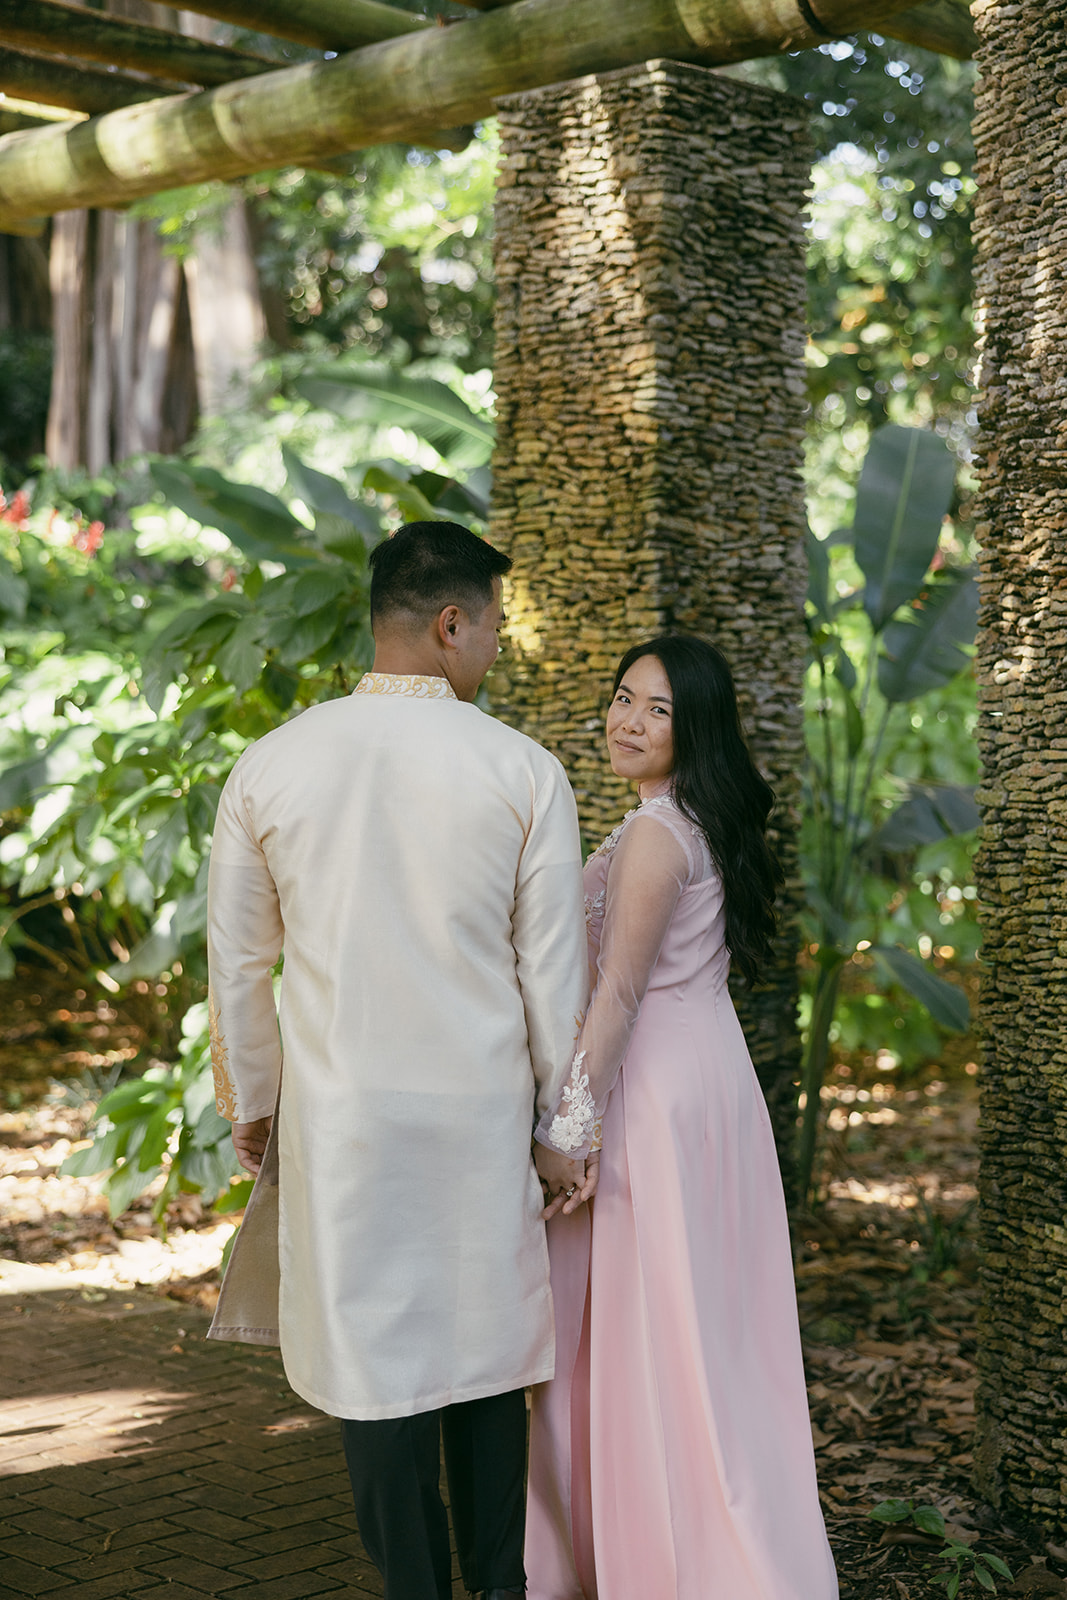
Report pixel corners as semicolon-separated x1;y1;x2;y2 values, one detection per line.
340;1388;527;1600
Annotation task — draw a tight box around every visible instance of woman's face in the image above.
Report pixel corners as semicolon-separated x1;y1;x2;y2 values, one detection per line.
606;654;675;788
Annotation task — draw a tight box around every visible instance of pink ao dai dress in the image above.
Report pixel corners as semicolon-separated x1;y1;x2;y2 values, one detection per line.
527;793;838;1600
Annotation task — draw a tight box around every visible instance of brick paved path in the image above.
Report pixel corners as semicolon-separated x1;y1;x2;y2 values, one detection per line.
0;1264;459;1599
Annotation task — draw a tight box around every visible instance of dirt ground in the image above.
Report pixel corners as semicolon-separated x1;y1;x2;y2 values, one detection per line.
2;967;1065;1598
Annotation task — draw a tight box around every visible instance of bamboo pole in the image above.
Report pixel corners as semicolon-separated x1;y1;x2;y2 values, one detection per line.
0;0;277;88
447;0;979;54
169;0;429;50
0;45;178;116
879;0;976;60
0;0;932;229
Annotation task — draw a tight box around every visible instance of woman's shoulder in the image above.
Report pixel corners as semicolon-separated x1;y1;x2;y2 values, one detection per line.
592;795;690;861
620;795;714;885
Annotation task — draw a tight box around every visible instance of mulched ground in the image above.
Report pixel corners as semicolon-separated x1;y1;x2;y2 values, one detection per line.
3;964;1067;1597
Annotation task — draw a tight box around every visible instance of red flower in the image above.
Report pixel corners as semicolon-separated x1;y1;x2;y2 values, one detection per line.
1;489;31;529
72;519;105;555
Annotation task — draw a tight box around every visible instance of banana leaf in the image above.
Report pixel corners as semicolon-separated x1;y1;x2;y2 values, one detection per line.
281;446;381;537
151;462;324;567
870;783;979;851
853;425;957;630
877;571;977;701
873;944;970;1031
295;366;495;470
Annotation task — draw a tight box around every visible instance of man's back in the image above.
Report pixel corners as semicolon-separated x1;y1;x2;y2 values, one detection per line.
206;673;586;1420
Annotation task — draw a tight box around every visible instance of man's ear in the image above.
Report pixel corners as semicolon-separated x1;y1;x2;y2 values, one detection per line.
437;605;463;645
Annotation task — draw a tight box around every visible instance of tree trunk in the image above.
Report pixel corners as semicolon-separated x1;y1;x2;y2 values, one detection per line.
44;209;90;468
180;11;267;419
38;0;268;467
970;0;1067;1537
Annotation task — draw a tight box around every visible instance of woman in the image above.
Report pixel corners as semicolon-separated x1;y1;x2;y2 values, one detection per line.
528;636;838;1600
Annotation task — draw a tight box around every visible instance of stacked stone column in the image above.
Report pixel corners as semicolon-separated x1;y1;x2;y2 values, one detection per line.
488;62;810;1165
969;0;1067;1534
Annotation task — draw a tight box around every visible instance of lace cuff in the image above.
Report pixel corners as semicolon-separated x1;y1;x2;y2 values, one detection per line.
534;1050;601;1160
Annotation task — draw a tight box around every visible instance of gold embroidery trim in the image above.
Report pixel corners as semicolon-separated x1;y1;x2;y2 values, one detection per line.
353;672;456;700
209;993;237;1119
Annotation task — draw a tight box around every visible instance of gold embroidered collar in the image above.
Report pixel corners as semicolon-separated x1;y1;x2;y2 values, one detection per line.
353;672;457;700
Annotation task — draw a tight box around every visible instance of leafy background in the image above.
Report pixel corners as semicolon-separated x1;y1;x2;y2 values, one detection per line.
0;29;980;1214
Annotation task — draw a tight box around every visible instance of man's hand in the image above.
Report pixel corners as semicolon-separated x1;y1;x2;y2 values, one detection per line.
232;1117;272;1177
536;1144;599;1219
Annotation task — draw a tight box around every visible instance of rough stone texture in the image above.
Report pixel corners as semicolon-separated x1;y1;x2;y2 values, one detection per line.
488;62;810;1171
969;0;1067;1534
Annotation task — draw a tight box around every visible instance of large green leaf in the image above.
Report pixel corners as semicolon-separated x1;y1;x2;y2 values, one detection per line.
108;911;181;983
871;783;979;852
105;1156;162;1219
409;468;488;524
853;425;957;630
295;367;495;470
362;465;438;523
873;945;970;1031
291;566;353;617
151;462;323;567
281;446;380;536
877;572;977;702
214;613;267;694
0;726;96;813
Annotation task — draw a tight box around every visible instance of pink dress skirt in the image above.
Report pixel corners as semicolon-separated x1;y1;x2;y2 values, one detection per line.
526;806;837;1600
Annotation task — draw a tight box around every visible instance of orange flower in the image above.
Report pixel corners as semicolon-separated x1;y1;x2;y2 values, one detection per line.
72;519;105;555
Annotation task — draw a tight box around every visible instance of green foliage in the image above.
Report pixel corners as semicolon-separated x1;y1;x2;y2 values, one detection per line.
136;127;498;371
868;1502;1012;1597
59;1001;241;1220
294;364;494;471
1;378;484;1212
799;422;977;1198
739;33;976;447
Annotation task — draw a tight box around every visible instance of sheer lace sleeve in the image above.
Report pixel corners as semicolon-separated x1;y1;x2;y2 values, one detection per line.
534;807;694;1159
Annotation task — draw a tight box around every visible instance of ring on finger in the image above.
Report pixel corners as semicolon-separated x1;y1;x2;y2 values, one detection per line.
564;1184;577;1198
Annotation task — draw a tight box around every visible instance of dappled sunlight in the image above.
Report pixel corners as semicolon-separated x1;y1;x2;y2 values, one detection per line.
1;1096;233;1301
0;1380;198;1465
501;574;547;660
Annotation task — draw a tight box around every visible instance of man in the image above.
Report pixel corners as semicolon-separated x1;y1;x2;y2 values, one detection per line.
205;521;591;1600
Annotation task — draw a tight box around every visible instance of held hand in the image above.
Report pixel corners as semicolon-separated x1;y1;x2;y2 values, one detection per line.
232;1116;272;1176
577;1152;600;1207
536;1144;589;1220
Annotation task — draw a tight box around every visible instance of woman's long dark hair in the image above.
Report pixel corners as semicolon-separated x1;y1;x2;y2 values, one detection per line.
612;635;781;985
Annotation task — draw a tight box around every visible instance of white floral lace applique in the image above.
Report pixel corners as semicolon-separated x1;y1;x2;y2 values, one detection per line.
584;888;606;926
590;793;675;864
548;1051;597;1153
589;808;639;863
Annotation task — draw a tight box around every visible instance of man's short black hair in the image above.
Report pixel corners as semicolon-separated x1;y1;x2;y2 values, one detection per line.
369;520;512;630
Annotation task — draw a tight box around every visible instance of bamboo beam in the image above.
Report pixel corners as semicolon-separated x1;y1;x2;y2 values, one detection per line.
0;46;180;116
0;0;929;229
877;0;976;59
172;0;429;50
0;0;278;88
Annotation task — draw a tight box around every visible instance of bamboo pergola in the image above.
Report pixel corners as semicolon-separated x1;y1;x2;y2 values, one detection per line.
0;0;975;233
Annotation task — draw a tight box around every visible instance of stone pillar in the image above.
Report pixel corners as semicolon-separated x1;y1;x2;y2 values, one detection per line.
489;61;810;1170
970;0;1067;1534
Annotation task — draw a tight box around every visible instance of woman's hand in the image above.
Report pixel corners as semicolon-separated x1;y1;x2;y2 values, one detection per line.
232;1116;272;1176
536;1144;598;1219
